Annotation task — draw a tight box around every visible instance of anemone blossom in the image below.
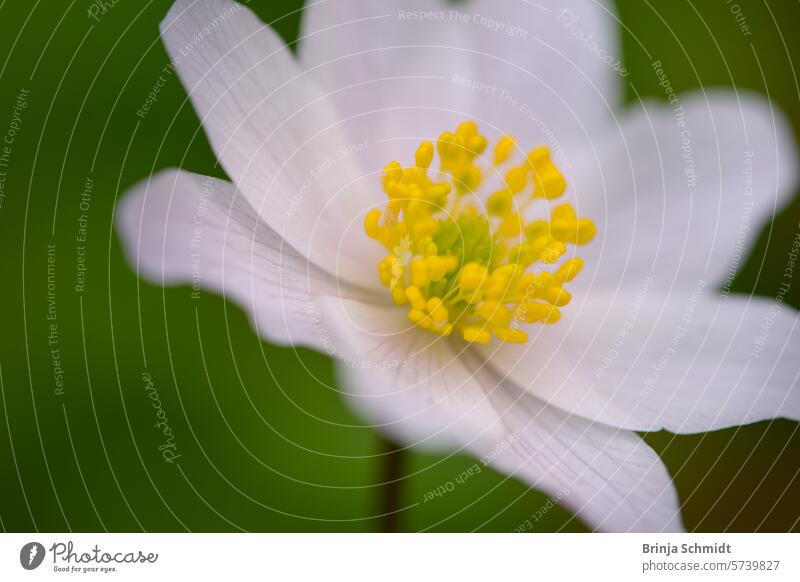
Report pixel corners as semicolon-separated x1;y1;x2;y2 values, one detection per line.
117;0;800;531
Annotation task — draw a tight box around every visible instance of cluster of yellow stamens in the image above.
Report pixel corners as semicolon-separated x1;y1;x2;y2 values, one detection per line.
364;122;595;344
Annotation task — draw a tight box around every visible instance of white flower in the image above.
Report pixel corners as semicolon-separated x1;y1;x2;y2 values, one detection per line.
117;0;800;532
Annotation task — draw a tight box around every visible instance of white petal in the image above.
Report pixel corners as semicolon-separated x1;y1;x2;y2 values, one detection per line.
322;298;505;450
323;298;683;531
299;0;456;94
482;287;800;433
453;0;622;143
299;0;622;168
298;0;478;173
161;0;382;289
116;168;369;350
570;90;799;293
484;389;683;532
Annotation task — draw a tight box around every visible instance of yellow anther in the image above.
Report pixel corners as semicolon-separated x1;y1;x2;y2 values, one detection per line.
442;255;458;273
364;209;382;238
467;134;488;155
527;146;550;168
415;141;435;170
459;262;487;290
552;204;576;222
476;300;511;328
545;286;572;307
499;212;524;238
550;219;576;242
462;326;491;344
457;121;478;141
461;165;482;192
494;264;517;278
424;256;444;281
533;168;567;199
524;220;550;240
365;121;594;343
410;259;431;287
541;241;567;264
405;285;427;311
524;237;551;262
391;286;408;305
505;167;528;194
556;257;584;283
385;181;403;200
487;190;513;216
491;307;512;328
493;327;528;343
544;308;562;324
515;272;536;293
475;299;497;320
524;302;561;324
408;308;426;324
382;161;403;185
523;302;548;323
425;182;451;201
549;204;596;245
494;136;516;165
436;132;459;161
575;219;597;245
426;297;448;324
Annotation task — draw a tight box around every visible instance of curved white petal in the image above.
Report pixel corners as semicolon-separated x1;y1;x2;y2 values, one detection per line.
482;287;800;433
298;0;479;173
300;0;621;169
459;0;622;143
484;386;683;532
116;168;370;350
323;297;683;531
161;0;382;289
323;298;504;450
570;90;799;293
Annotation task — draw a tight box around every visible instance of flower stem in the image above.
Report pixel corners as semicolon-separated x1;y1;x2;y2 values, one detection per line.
377;434;405;533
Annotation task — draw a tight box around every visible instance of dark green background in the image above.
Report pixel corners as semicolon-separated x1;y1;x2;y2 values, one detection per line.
1;0;799;532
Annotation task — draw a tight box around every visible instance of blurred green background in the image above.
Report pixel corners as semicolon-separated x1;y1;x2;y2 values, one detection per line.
1;0;799;532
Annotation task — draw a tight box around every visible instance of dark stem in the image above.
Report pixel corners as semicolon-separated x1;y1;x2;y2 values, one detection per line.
377;434;406;533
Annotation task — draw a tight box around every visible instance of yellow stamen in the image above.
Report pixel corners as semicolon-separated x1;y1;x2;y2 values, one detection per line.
494;136;516;165
364;122;595;343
